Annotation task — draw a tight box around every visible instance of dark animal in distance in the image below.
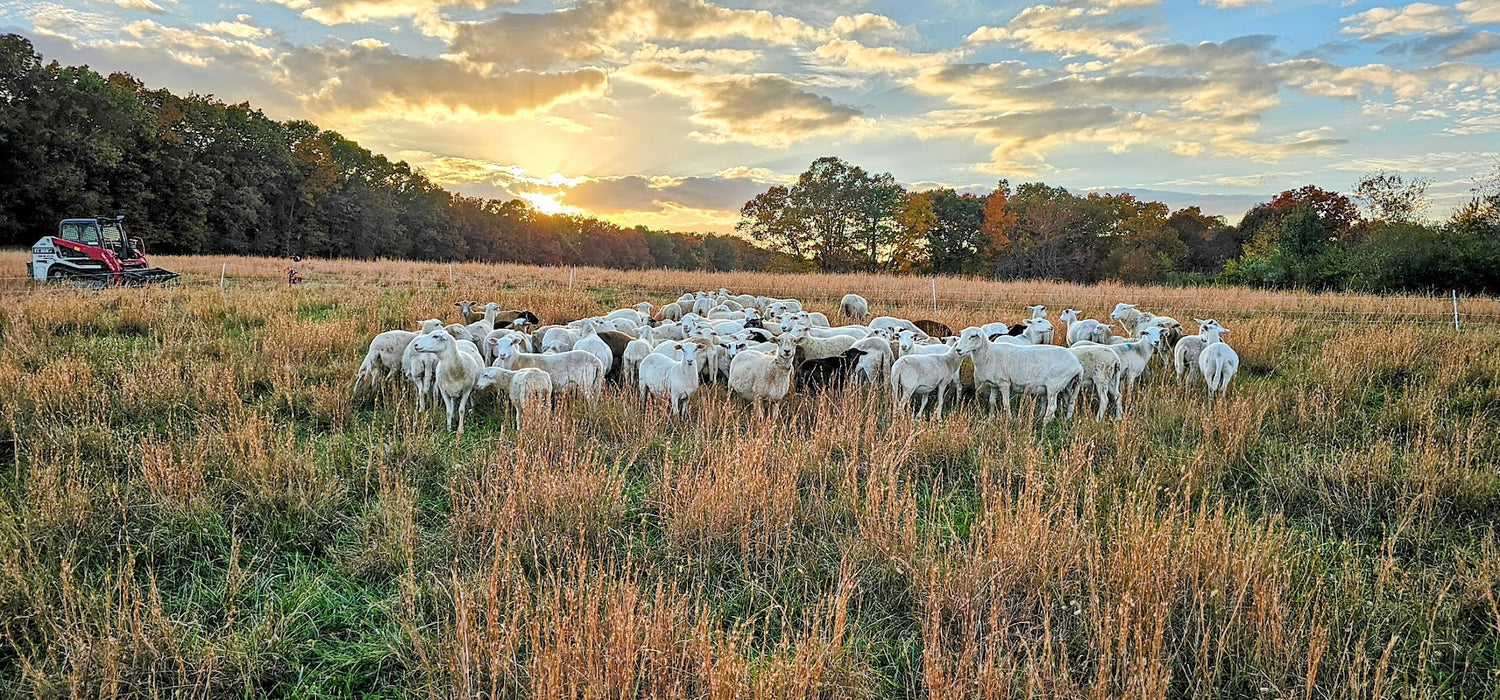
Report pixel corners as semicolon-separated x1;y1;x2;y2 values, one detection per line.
914;319;953;338
795;347;868;393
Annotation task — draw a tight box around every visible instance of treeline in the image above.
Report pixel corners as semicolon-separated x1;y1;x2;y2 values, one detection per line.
0;35;791;272
740;159;1500;293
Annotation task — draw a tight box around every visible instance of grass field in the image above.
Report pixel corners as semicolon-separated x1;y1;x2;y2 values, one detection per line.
2;251;1499;697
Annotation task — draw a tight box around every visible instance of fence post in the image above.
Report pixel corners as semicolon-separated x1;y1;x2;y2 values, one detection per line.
569;267;576;291
1452;290;1460;332
448;263;453;283
931;277;937;312
219;263;226;293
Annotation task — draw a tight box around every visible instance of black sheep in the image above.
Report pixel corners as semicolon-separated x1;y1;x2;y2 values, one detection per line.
988;322;1027;341
795;347;867;393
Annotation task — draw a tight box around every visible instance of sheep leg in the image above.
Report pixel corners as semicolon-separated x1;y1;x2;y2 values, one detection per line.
935;381;948;420
1043;391;1058;421
456;391;471;434
999;386;1012;418
444;393;456;432
916;392;929;416
1095;385;1108;421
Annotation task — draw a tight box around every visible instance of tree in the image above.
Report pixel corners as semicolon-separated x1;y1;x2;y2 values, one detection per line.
1168;206;1238;273
891;190;936;273
736;156;902;272
925;189;987;275
980;180;1016;263
1352;170;1430;224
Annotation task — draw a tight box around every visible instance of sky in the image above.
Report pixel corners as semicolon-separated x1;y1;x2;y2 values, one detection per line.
3;0;1498;233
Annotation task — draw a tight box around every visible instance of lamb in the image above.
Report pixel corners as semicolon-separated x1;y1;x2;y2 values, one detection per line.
839;293;870;322
1173;318;1219;387
637;342;701;416
796;347;867;393
1198;324;1239;399
475;366;553;430
850;335;894;384
410;331;484;433
1059;309;1112;346
1067;345;1125;420
727;334;800;416
955;327;1082;420
889;343;966;419
352;318;444;393
488;335;604;401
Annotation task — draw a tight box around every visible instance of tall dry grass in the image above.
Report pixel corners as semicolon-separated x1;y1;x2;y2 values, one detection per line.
0;251;1497;697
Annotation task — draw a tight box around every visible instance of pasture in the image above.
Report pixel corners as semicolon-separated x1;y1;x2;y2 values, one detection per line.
1;251;1499;697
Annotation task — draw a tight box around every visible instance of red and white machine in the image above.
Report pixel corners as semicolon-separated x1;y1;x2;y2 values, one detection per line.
28;216;179;286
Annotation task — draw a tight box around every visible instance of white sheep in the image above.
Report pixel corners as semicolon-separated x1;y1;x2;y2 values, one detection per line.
1173;318;1219;387
463;302;502;341
1106;326;1164;395
840;293;870;322
1025;304;1047;320
890;344;966;419
789;330;857;363
621;326;656;385
955;327;1082;420
1059;309;1112;346
850;335;894;384
1198;325;1239;399
352;318;444;393
869;316;922;336
637;341;701;416
573;320;615;376
1067;344;1125;420
488;335;603;401
540;326;579;353
727;334;800;416
411;331;483;433
1022;318;1054;346
475;366;553;430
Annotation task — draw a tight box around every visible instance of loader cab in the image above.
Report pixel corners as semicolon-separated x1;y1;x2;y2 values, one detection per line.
58;217;138;261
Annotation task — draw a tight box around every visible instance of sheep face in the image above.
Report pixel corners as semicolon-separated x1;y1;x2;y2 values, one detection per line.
954;328;986;356
419;319;444;333
455;300;479;314
413;331;454;354
1026;304;1046;319
1110;303;1136;321
475;367;504;391
1060;309;1081;323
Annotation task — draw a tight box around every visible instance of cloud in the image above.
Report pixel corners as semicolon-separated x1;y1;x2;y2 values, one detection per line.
965;4;1155;58
563;174;769;213
812;39;955;73
121;19;274;63
1340;3;1457;38
263;0;518;25
1447;30;1500;57
1200;0;1270;7
618;62;865;147
1457;0;1500;24
113;0;171;12
282;43;607;120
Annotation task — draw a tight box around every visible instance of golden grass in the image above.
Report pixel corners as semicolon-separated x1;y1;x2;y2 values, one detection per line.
0;252;1497;696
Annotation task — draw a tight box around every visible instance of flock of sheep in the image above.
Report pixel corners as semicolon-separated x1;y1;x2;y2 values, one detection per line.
351;291;1242;433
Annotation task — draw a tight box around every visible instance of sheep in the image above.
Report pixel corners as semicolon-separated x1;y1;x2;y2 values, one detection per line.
727;334;800;416
1067;345;1125;420
762;298;803;315
789;330;857;363
981;321;1026;340
573;320;615;376
455;300;484;324
1022;318;1054;346
488;335;604;401
913;319;953;338
501;310;542;328
850;336;894;384
839;293;870;322
637;342;701;416
656;302;686;322
889;344;966;419
1059;309;1112;346
475;366;552;430
411;331;483;434
621;326;657;385
352;318;444;393
1198;324;1239;399
1173;318;1219;387
463;302;502;341
1105;326;1163;395
540;326;579;353
955;327;1082;420
869;316;922;336
796;347;867;393
896;330;952;359
1025;304;1047;320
